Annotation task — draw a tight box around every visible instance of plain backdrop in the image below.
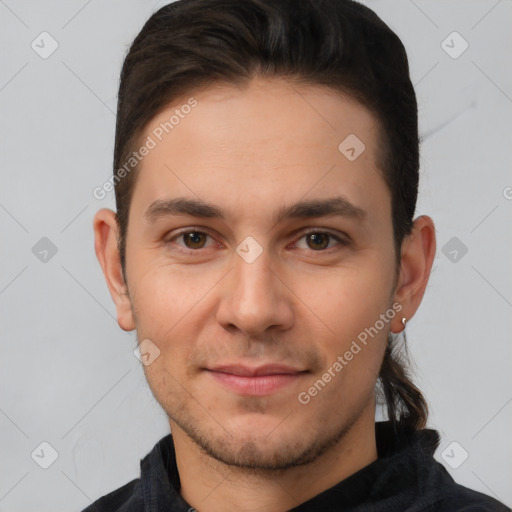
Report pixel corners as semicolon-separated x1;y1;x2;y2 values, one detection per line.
0;1;511;511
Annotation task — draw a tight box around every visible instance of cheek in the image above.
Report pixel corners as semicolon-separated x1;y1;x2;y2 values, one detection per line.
292;260;393;398
295;262;393;345
129;261;227;376
130;256;219;328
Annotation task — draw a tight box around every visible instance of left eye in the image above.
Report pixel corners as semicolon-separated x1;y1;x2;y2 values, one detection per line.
294;231;347;251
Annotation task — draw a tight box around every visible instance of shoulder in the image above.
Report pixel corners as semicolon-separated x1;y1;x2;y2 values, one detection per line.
80;478;143;512
79;433;177;512
424;480;510;512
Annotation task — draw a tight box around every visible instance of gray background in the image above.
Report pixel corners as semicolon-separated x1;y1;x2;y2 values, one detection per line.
0;1;511;510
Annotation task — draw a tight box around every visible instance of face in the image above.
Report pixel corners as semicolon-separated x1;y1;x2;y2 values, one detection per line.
122;76;398;469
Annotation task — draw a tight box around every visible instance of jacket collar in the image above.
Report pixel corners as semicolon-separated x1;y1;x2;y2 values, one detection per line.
139;421;442;511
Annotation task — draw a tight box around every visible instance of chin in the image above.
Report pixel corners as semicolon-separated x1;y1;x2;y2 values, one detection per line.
175;409;354;472
198;433;318;471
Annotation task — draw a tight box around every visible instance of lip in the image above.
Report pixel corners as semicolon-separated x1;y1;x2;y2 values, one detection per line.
209;363;304;376
205;364;307;396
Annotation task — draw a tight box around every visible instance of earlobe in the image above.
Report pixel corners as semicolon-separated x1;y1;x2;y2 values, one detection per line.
93;208;135;331
390;215;436;333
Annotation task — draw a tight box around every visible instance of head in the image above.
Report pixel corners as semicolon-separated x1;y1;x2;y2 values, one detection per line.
94;0;435;470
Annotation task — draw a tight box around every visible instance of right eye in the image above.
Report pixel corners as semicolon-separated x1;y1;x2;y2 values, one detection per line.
164;228;219;254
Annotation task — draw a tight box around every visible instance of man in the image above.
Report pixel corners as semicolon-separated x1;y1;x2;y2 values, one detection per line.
86;0;510;510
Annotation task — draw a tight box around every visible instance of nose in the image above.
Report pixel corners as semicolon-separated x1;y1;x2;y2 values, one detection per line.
215;244;294;336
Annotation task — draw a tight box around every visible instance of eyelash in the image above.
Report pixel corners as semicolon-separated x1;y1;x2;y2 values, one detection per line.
164;227;350;256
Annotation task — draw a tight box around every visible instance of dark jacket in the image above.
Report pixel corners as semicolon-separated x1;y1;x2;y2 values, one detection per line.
82;421;510;511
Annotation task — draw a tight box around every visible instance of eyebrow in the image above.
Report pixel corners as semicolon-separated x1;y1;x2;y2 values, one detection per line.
144;196;367;225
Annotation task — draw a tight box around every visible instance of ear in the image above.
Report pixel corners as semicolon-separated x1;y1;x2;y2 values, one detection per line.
390;215;436;333
93;208;135;331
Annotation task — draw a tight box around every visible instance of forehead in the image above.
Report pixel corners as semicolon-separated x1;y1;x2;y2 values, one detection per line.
129;76;390;230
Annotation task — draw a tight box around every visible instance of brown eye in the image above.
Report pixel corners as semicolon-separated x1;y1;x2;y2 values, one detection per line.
294;230;348;253
306;232;330;250
165;229;215;253
182;231;208;249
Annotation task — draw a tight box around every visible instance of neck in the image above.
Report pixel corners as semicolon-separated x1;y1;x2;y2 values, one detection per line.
171;406;378;512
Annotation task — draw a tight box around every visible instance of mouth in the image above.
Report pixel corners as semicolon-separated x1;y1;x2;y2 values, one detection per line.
205;364;309;396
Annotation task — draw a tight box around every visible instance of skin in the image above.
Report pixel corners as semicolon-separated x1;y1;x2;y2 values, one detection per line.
94;76;436;512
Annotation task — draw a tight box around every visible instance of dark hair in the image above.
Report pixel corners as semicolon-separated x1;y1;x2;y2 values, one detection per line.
113;0;428;431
